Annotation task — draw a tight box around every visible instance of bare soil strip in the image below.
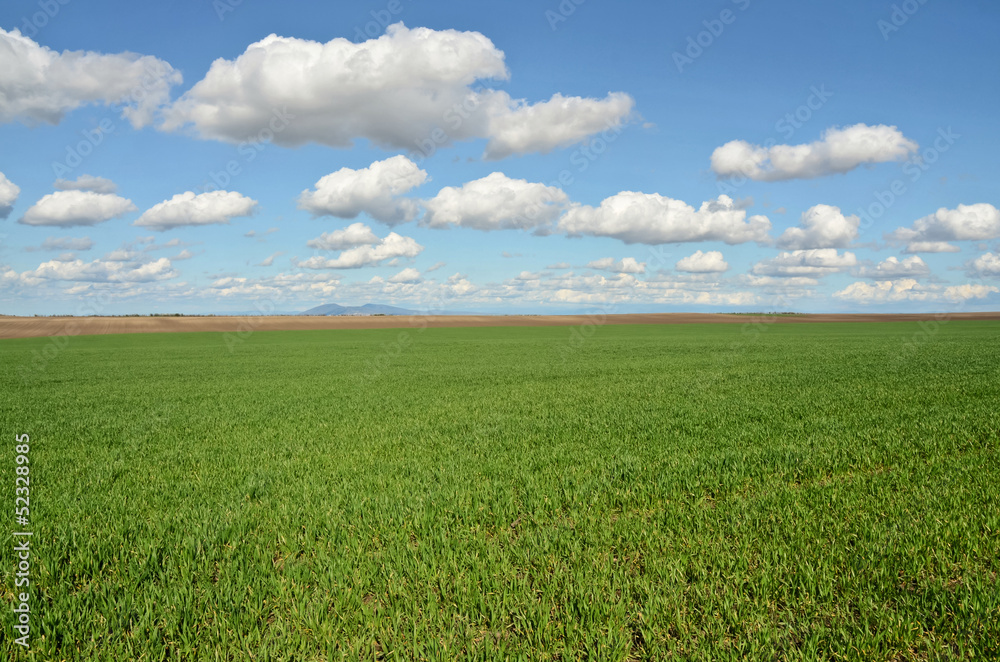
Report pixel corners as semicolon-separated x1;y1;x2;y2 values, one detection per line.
1;312;998;340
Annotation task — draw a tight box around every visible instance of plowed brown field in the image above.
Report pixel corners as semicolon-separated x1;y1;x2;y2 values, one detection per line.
2;312;998;339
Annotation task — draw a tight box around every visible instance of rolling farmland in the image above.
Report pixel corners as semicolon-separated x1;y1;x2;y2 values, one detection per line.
2;321;999;659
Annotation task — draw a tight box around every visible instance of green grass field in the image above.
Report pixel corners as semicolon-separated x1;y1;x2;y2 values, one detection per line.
2;321;999;660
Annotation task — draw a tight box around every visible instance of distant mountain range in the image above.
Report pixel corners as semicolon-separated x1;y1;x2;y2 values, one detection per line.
217;302;752;317
299;303;419;316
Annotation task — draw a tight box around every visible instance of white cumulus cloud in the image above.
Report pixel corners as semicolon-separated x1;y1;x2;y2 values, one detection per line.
834;279;934;303
256;251;283;267
742;274;819;289
104;248;139;262
25;256;177;283
858;255;930;280
422;172;568;231
484;92;633;160
34;236;94;251
586;257;646;274
53;174;117;194
388;267;421;283
902;242;961;254
941;283;999;301
777;204;859;250
834;279;998;304
19;190;137;227
0;171;20;218
306;222;381;251
966;252;1000;278
675;250;730;273
886;204;1000;252
134;191;258;231
0;28;181;128
160;24;632;159
298;231;423;269
297;156;428;225
558;193;771;245
752;249;857;278
447;272;477;296
711;123;918;181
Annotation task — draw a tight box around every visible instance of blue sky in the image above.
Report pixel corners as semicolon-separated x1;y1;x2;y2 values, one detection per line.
1;0;998;315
